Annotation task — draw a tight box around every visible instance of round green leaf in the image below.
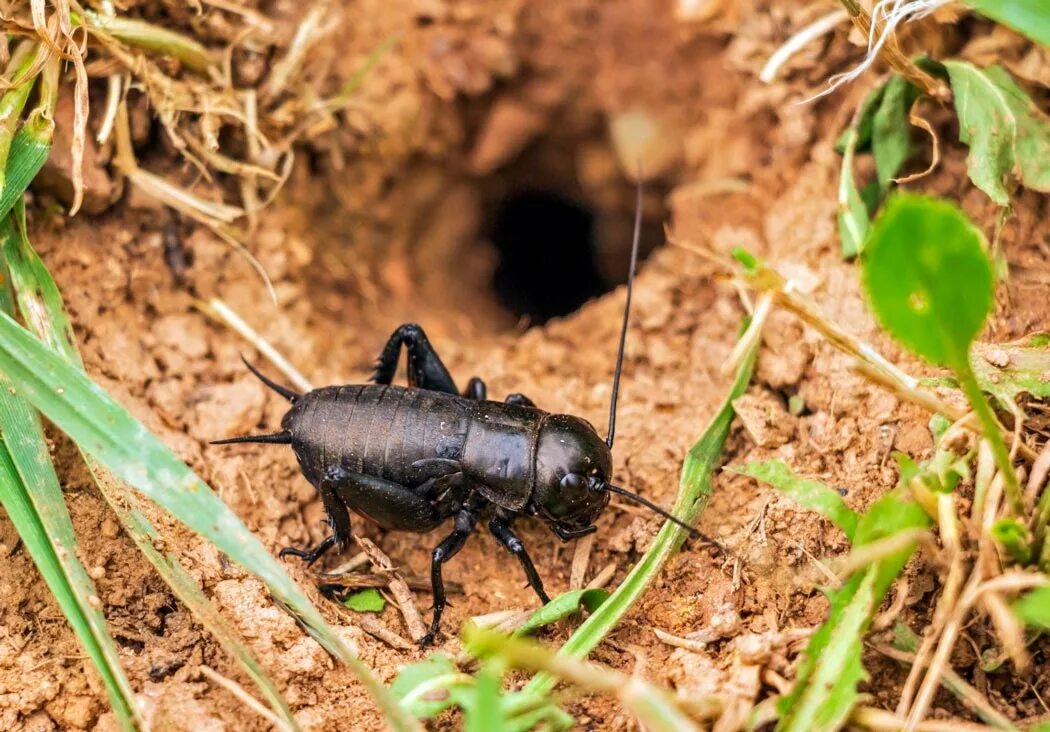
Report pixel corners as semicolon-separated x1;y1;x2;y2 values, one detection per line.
862;194;993;368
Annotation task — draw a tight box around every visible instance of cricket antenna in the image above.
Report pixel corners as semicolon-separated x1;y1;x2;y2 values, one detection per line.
210;431;293;446
241;356;301;402
601;482;726;554
606;178;643;448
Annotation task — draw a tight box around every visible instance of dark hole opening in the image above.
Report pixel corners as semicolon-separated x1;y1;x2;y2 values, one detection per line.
489;189;606;325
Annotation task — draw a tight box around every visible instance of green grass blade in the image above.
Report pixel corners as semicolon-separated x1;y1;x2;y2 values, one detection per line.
965;0;1050;48
0;46;42;199
524;324;759;697
728;460;858;540
0;129;51;223
777;490;929;731
777;571;874;731
1014;587;1050;628
515;588;609;637
0;308;418;731
0;376;140;729
80;10;217;74
837;123;869;259
0;208;300;729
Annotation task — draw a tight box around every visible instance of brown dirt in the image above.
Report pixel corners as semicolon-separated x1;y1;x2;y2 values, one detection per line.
1;1;1049;730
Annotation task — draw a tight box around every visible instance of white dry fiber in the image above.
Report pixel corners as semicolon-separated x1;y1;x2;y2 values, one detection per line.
814;0;951;99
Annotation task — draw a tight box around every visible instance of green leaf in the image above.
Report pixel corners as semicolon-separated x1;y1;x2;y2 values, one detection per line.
344;588;386;612
862;194;993;369
0;309;417;731
971;332;1050;410
944;61;1050;206
0;130;51;223
728;460;858;541
392;654;473;719
927;414;951;445
872;75;918;192
777;570;873;732
515;588;609;636
525;320;759;698
852;491;931;595
991;518;1031;565
965;0;1050;48
778;490;929;731
1013;587;1050;628
465;661;506;732
838;123;870;260
731;247;760;273
836;79;886;154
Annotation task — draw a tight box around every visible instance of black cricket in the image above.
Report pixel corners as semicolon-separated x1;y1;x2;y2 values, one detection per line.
212;187;720;646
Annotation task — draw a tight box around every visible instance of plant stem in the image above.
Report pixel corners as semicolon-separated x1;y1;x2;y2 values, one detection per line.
77;10;217;74
467;626;708;732
523;323;759;697
0;45;42;198
837;0;951;101
28;52;60;134
956;362;1022;516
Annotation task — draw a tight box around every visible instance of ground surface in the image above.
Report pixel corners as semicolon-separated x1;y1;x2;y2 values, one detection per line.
0;1;1048;730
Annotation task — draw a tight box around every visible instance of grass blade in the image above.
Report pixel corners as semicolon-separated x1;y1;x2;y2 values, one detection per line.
79;11;218;75
964;0;1050;49
0;307;418;731
774;489;930;731
468;626;703;732
727;459;858;540
0;443;140;728
524;322;759;697
0;319;139;728
0;128;51;222
0;210;300;730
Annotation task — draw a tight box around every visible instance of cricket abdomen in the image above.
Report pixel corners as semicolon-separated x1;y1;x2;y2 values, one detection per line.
284;384;473;490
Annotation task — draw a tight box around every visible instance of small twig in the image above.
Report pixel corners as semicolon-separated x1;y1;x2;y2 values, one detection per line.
196;297;313;393
314;570;459;594
832;528;932;580
586;562;617;590
895;101;941;185
760;9;850;84
834;0;951;101
653;628;710;653
356;537;428;642
1024;440;1050;509
466;626;715;730
357;615;415;651
899;494;970;727
471;609;526;629
320;551;370;577
905;567;1048;730
570;533;596;590
872;644;1018;730
199;665;295;732
854;705;1002;732
723;291;773;375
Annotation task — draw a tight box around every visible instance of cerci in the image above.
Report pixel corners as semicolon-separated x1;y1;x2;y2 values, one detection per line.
212;187;718;645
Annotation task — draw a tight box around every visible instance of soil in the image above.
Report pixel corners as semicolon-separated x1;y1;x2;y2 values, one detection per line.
0;1;1048;731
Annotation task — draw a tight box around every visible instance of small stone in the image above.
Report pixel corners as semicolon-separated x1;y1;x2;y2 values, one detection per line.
732;391;796;447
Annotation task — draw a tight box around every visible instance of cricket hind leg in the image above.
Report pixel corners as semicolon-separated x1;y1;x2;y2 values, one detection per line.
371;323;459;394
